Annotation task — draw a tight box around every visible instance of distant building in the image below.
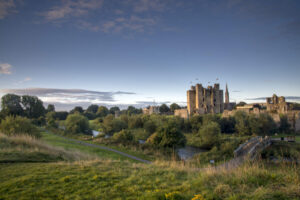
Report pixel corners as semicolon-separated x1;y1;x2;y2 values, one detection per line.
187;83;224;116
142;106;160;115
224;84;236;111
174;108;189;119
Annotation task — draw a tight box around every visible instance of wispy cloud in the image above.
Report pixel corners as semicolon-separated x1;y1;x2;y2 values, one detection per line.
40;0;104;22
132;0;166;13
14;77;32;85
0;88;136;105
0;0;16;19
0;63;12;74
246;96;300;101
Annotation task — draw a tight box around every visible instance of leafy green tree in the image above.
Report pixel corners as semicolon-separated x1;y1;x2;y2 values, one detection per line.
46;111;57;128
109;106;120;114
234;111;251;135
0;116;40;137
189;115;202;133
147;120;186;148
102;114;127;134
198;121;221;149
97;106;109;117
46;104;55;113
127;106;142;115
65;113;90;134
70;106;84;114
1;94;23;116
55;111;68;120
257;113;277;135
112;130;134;143
21;95;45;118
159;104;170;113
128;115;143;129
87;104;99;113
170;103;181;112
279;114;290;133
83;111;97;120
219;116;236;133
143;120;157;135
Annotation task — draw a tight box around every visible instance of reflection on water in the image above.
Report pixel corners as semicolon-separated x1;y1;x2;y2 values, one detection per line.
139;140;145;144
177;146;206;160
92;130;99;137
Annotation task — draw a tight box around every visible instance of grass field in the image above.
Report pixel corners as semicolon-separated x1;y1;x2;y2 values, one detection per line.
0;160;299;199
41;131;145;163
1;132;300;199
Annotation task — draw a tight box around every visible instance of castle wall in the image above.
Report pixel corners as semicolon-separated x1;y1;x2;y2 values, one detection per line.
187;83;224;115
174;109;189;119
187;88;196;115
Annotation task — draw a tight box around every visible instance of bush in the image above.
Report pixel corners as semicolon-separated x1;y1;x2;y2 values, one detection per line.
112;130;134;143
102;115;127;134
198;121;220;149
65;113;90;134
143;120;157;135
0;116;40;138
147;121;186;148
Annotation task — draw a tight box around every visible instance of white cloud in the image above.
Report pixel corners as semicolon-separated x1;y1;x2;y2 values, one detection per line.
0;0;16;19
0;63;12;74
41;0;104;22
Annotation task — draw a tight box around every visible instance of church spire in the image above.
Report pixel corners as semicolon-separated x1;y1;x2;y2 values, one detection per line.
225;83;229;104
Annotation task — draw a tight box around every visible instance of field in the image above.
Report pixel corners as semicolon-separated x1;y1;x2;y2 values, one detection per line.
1;159;299;199
1;131;300;199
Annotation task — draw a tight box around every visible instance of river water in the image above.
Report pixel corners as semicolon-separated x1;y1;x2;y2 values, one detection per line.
177;146;207;160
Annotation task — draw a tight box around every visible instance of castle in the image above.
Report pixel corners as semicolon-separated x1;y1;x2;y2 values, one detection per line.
187;83;227;115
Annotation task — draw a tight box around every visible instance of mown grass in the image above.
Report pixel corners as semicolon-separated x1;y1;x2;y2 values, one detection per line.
0;133;89;163
0;160;299;199
41;131;145;163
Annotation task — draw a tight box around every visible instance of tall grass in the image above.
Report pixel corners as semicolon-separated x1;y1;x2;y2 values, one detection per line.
0;133;93;162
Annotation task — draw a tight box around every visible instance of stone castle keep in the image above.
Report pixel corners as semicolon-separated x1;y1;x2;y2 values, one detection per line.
187;83;226;115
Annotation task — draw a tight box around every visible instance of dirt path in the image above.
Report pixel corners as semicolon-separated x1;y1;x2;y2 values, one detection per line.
44;131;151;164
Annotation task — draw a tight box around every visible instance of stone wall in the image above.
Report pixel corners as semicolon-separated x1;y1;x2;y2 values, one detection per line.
174;109;189;119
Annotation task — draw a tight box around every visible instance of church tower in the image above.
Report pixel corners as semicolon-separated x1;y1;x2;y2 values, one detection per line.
225;83;229;104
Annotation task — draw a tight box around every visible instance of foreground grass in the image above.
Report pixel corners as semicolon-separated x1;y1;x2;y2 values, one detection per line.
0;160;299;200
41;131;144;163
0;133;89;162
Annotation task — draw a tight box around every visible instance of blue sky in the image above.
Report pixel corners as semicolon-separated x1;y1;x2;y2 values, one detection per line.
0;0;300;110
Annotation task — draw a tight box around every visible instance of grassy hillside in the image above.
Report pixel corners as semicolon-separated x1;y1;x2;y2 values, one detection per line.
0;133;89;163
0;160;299;199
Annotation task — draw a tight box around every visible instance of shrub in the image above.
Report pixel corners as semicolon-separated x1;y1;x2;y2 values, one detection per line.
102;115;127;134
147;121;186;148
65;113;90;134
112;130;134;143
0;116;40;138
198;121;220;149
143;120;157;135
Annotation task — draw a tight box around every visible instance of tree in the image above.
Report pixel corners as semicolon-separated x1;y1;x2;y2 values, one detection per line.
0;116;40;138
170;103;181;113
143;120;157;135
128;115;143;129
65;113;90;134
257;113;277;135
220;116;236;134
112;130;134;143
55;111;68;120
159;104;170;113
86;104;99;113
46;111;57;128
279;114;290;133
1;94;23;116
109;106;120;114
234;111;251;135
70;106;84;114
127;106;142;115
46;104;55;113
97;106;109;117
198;121;221;149
21;95;45;118
102;114;127;134
147;120;186;148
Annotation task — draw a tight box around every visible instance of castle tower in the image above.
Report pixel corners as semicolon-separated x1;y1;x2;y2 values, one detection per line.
225;83;229;104
187;86;196;116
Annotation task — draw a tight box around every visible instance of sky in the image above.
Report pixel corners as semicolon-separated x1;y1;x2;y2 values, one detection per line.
0;0;300;110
